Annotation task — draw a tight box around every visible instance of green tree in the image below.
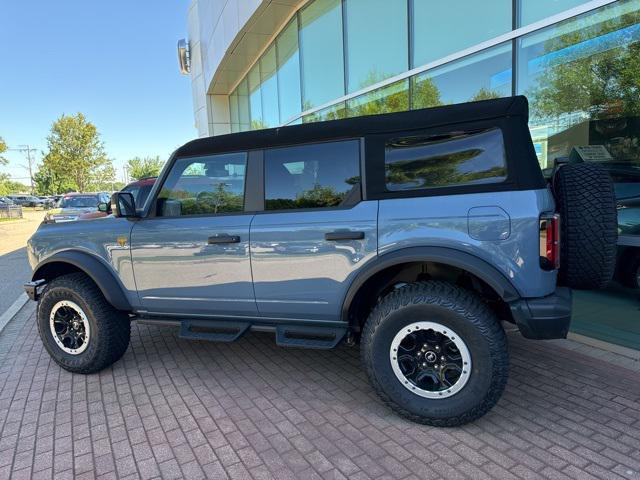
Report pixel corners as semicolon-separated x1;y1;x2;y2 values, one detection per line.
528;9;640;122
0;137;7;166
39;113;115;193
0;175;29;196
126;155;164;180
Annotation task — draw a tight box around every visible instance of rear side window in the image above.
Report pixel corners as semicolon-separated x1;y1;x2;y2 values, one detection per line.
264;140;361;210
384;129;507;191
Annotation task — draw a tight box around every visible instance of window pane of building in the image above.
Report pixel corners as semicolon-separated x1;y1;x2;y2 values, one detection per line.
385;129;507;191
412;42;512;110
302;102;347;123
412;0;511;67
237;78;250;132
517;0;640;168
347;80;409;117
260;45;280;128
157;153;247;216
229;91;239;133
299;0;345;109
248;64;263;130
345;0;408;92
264;141;360;210
518;0;590;26
277;18;302;124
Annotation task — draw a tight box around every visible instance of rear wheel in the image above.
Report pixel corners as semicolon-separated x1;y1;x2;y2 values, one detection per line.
361;282;508;426
37;273;131;374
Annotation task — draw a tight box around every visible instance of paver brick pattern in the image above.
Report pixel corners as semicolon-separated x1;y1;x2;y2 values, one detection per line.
0;303;639;479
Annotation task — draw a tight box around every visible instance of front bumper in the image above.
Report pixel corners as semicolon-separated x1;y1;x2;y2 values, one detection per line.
509;287;572;340
24;280;46;301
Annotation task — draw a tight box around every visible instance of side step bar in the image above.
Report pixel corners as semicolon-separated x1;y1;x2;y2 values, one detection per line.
275;325;346;349
173;319;346;349
180;320;250;342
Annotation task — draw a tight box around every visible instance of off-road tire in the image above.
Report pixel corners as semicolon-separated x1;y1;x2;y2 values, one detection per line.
553;163;617;289
37;273;130;374
361;281;508;427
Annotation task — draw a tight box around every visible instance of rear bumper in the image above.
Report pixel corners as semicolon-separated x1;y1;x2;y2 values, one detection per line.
509;287;572;340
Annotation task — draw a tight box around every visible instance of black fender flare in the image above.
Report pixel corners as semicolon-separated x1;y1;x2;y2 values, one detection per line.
32;250;132;311
340;246;521;323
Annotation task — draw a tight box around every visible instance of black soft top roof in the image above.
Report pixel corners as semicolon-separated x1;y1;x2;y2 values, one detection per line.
175;96;529;158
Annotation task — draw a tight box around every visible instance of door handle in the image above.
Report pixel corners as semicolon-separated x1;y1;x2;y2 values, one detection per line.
325;231;365;241
208;234;240;244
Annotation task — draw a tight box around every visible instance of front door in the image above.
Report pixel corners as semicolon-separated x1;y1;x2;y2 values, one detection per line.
250;140;378;321
131;152;257;316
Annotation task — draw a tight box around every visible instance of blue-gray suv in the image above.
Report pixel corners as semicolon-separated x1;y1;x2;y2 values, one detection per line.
25;97;617;426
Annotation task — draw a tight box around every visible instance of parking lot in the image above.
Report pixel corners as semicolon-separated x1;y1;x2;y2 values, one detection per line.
0;301;639;480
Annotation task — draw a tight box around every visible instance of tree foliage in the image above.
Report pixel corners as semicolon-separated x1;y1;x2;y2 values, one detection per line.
126;155;164;181
0;175;28;196
528;9;640;122
0;137;7;166
36;113;115;194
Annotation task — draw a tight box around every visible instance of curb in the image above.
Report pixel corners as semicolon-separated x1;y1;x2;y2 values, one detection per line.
0;293;29;335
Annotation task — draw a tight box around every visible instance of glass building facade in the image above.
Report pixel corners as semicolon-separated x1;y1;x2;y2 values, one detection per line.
223;0;640;349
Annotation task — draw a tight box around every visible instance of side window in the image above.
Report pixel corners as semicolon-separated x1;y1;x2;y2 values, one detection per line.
385;128;507;191
264;140;361;210
156;152;247;216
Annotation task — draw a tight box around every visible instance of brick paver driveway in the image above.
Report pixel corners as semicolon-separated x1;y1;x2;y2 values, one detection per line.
0;303;639;480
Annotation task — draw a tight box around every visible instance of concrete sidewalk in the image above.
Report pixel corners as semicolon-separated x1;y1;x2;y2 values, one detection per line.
0;302;639;480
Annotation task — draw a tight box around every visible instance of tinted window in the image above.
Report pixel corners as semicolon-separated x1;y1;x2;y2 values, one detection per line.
385;129;508;191
59;195;100;208
265;141;360;210
157;153;246;216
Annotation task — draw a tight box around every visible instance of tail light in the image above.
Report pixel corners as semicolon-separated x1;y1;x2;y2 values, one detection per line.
540;213;560;270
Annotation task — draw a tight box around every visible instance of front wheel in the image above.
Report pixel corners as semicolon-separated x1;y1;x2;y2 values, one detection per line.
361;282;508;426
37;273;131;374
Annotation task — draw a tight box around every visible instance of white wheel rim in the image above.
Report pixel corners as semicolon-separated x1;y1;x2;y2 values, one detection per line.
49;300;91;355
390;321;472;399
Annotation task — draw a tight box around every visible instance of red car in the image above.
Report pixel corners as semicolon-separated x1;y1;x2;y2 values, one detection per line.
79;177;156;220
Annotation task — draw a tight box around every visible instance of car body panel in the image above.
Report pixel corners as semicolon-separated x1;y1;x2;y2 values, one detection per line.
378;188;557;298
129;214;257;316
249;201;378;321
26;216;139;306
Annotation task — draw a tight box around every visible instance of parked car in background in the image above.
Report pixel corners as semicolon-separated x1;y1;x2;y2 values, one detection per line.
79;177;157;220
44;192;111;223
0;196;15;205
37;196;57;209
8;195;45;208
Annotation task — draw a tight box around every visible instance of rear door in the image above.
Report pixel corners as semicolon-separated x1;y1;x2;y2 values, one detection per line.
249;140;378;321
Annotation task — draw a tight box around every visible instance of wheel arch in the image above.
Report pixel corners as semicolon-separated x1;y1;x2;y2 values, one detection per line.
341;246;521;327
32;250;132;312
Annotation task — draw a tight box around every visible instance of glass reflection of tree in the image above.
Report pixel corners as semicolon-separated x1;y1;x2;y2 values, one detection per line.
529;9;640;123
386;148;506;189
267;183;346;210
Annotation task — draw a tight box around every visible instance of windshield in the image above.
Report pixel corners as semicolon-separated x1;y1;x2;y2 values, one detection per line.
59;195;98;208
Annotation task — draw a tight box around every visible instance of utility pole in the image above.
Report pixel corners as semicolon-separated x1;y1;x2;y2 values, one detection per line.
8;145;38;194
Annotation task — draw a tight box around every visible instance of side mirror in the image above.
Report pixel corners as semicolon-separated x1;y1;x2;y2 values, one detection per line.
97;202;110;213
111;192;137;218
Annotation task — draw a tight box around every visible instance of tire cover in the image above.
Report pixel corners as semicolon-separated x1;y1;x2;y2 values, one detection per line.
553;163;617;290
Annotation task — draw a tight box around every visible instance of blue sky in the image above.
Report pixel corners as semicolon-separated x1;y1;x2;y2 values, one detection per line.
0;0;195;185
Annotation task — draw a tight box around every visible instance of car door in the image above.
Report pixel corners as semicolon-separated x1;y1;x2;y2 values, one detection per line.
250;140;378;321
130;151;257;316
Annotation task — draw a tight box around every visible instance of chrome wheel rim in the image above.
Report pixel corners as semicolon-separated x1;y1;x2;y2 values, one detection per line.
390;321;471;399
49;300;90;355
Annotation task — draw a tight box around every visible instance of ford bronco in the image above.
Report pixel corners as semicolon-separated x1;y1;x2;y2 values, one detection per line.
25;97;617;426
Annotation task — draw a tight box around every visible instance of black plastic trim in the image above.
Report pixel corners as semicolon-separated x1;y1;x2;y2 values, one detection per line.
509;287;572;340
340;246;522;323
31;251;132;311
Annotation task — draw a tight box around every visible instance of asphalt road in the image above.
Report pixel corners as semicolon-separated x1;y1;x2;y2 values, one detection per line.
0;247;31;313
0;210;46;313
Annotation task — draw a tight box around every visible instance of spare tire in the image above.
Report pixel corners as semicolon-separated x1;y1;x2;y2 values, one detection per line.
553;163;617;290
